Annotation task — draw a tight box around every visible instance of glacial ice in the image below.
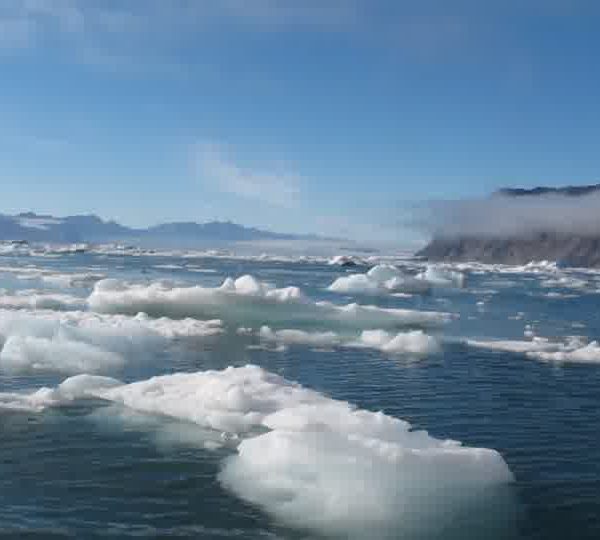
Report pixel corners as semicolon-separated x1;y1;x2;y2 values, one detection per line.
0;290;86;311
88;275;451;331
468;335;600;364
0;334;123;374
0;265;105;288
257;326;440;355
0;309;222;374
415;265;465;288
258;326;341;349
328;264;464;296
0;365;514;539
328;264;431;295
327;255;364;267
356;329;440;355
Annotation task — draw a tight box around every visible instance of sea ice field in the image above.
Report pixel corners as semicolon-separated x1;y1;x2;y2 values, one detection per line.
1;244;599;539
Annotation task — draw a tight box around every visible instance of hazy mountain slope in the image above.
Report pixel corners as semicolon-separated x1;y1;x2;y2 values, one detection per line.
0;213;327;246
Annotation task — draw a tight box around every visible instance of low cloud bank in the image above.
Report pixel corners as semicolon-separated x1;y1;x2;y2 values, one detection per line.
415;190;600;239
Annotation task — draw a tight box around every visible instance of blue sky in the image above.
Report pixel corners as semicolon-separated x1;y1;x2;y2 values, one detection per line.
1;1;599;246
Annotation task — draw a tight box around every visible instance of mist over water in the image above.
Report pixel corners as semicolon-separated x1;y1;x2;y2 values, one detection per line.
414;191;600;238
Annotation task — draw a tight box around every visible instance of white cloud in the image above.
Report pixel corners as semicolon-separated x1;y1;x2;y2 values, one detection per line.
194;142;301;208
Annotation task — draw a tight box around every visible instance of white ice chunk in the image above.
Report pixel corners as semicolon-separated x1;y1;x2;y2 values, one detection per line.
0;309;222;374
329;264;431;295
415;265;465;288
0;334;123;374
6;365;512;539
256;326;440;356
0;290;85;311
468;335;600;364
357;329;440;355
88;276;450;331
258;326;340;348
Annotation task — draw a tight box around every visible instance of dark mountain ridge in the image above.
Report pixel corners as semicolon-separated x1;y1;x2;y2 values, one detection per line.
496;184;600;198
0;212;329;246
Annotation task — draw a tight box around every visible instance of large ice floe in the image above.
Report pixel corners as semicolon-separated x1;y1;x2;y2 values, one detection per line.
0;309;222;375
328;264;464;295
0;365;514;539
88;275;451;331
467;335;600;364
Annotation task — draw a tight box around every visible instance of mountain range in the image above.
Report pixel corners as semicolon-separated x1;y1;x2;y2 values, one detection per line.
0;212;328;247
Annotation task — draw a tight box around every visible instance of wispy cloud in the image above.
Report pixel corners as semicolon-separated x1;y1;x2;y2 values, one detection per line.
194;142;301;208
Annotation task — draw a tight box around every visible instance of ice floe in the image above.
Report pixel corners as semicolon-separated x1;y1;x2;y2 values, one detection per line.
467;335;600;364
0;290;86;311
328;264;464;296
328;255;364;267
0;365;514;539
88;275;451;331
258;326;341;349
328;264;431;295
0;265;105;288
257;326;440;356
415;265;465;288
355;329;440;355
0;309;222;374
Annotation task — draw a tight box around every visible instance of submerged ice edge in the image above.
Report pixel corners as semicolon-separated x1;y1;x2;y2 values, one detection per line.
0;364;515;539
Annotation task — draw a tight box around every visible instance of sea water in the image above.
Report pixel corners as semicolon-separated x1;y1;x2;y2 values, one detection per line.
0;248;599;539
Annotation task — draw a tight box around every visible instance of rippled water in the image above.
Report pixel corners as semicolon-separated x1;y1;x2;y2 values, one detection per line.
0;250;599;539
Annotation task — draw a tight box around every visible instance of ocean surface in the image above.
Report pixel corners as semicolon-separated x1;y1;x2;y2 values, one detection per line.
0;245;599;539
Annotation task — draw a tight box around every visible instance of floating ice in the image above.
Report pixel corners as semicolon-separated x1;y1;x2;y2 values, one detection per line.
328;264;432;295
0;365;514;538
415;265;465;288
42;272;106;288
0;309;222;374
0;334;123;374
468;335;600;364
258;326;341;349
88;276;450;331
356;329;440;355
153;264;185;271
540;276;589;290
0;265;105;288
0;290;86;311
327;255;364;267
328;264;465;296
257;326;440;356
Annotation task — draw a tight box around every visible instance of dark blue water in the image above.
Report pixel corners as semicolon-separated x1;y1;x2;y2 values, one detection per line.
0;251;599;539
